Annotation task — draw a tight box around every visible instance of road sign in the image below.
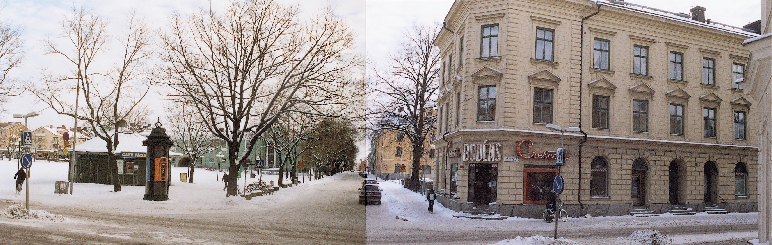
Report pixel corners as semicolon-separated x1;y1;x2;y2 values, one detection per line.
21;153;32;168
555;148;565;166
255;160;264;170
552;175;564;195
22;132;32;146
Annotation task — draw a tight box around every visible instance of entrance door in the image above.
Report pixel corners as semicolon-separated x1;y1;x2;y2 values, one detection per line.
468;163;498;205
704;161;718;204
631;159;648;207
668;160;682;205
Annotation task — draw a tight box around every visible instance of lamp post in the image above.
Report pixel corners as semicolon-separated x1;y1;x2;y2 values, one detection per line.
13;111;38;211
545;123;580;239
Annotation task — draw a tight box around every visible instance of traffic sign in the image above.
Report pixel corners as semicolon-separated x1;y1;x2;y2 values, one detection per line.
552;175;564;195
255;160;264;170
21;153;32;168
22;132;32;146
555;148;565;166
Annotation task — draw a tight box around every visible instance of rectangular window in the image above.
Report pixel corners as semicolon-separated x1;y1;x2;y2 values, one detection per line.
395;147;403;157
733;63;745;89
704;108;716;138
396;132;404;142
535;28;554;61
394;164;400;174
524;168;558;204
533;88;553;124
592;95;609;129
455;92;461;127
481;24;499;58
633;45;648;76
477;86;496;121
593;39;610;70
633;100;649;132
444;102;450;133
703;58;715;86
735;111;746;140
441;61;445;86
669;52;683;81
459;36;464;67
670;104;684;135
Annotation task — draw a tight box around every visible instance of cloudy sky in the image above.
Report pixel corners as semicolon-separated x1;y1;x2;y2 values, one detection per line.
0;0;763;160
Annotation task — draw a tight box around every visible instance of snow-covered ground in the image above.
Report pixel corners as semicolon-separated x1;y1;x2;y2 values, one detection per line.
368;177;759;245
0;159;301;216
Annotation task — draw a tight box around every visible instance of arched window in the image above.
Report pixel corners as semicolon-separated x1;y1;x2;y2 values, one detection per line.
735;162;748;197
590;156;608;197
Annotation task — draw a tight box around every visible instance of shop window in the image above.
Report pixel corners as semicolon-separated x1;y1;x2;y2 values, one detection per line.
533;88;553;124
735;162;747;197
125;161;135;174
590;157;608;197
524;168;558;204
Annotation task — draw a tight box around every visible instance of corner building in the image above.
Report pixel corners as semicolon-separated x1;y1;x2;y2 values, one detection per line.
433;0;759;217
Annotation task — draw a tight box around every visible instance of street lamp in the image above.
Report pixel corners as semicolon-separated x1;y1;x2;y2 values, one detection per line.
13;112;40;129
545;123;580;239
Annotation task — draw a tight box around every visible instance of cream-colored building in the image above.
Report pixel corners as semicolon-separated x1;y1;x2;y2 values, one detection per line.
374;129;435;180
434;0;759;217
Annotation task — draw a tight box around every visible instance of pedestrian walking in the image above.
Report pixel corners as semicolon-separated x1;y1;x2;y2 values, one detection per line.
427;188;436;213
223;172;229;191
14;168;26;195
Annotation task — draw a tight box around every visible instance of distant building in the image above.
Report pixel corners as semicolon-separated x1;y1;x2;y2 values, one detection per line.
373;129;435;181
434;0;758;217
0;122;28;158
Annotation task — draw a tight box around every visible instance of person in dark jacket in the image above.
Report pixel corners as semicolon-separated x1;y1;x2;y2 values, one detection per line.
14;169;26;194
427;188;436;213
222;172;229;191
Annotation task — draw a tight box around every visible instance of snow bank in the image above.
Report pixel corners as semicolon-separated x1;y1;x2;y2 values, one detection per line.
492;236;578;245
614;230;672;245
4;204;65;222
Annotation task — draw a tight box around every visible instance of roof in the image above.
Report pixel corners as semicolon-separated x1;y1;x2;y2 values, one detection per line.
599;0;758;38
74;133;148;153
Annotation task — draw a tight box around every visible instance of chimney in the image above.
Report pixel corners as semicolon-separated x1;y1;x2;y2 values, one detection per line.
690;6;706;23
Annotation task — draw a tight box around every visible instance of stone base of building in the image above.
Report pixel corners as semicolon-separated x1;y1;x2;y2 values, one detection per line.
438;195;757;218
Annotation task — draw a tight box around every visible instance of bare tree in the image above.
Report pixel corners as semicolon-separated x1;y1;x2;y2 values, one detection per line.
166;100;218;183
368;24;440;190
160;0;359;196
0;15;23;113
303;117;358;178
29;8;153;192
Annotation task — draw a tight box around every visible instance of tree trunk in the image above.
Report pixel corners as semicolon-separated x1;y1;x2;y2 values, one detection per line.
410;141;424;191
108;150;122;192
189;166;195;183
278;163;285;187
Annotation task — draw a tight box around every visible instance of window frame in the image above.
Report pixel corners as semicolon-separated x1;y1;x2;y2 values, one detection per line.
633;45;649;76
702;57;716;86
669;51;684;81
733;63;745;90
633;100;649;133
703;107;717;138
592;95;610;129
590;157;609;197
477;85;497;122
535;28;555;61
593;38;610;70
480;24;499;58
734;111;747;140
670;104;684;136
735;163;748;197
395;147;403;157
533;88;553;124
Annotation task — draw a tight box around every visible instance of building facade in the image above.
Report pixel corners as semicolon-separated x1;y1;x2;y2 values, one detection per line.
433;0;759;217
374;129;435;181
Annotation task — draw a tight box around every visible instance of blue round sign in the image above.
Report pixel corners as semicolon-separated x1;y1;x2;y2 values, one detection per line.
21;153;32;168
552;175;564;194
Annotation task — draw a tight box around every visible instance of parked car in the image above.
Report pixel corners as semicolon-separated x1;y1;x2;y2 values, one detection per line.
363;179;378;185
359;171;368;178
359;184;382;205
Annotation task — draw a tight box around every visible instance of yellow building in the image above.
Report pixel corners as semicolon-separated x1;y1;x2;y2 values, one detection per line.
434;0;758;217
374;129;435;181
0;122;28;157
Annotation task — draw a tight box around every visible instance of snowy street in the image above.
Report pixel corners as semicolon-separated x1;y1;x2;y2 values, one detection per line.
367;176;758;245
0;160;365;244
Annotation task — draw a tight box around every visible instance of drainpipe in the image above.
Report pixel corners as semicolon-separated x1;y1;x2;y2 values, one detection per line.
578;2;602;213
